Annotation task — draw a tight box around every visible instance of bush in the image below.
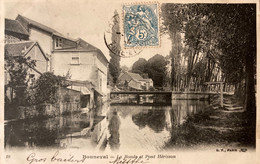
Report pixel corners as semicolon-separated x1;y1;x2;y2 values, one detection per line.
35;72;60;104
149;86;155;91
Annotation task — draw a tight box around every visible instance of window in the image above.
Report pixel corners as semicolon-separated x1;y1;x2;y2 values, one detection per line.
59;38;62;47
55;38;58;47
55;38;62;48
29;74;35;78
71;57;80;65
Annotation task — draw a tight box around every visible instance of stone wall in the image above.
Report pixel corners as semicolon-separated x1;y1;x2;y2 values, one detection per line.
15;87;82;120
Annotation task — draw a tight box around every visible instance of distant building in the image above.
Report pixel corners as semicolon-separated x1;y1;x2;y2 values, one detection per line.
118;72;153;90
139;78;153;90
128;79;142;91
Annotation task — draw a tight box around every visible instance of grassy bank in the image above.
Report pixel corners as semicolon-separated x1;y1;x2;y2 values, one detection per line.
165;95;255;150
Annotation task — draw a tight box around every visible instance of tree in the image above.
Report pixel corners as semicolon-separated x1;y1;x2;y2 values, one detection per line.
212;4;256;114
34;72;60;104
161;4;187;90
108;10;121;84
131;55;167;87
161;4;256;114
4;51;36;105
146;54;167;87
132;58;148;75
121;65;129;72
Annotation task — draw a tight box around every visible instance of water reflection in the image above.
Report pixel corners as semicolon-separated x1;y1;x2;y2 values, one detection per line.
111;94;171;105
5;98;209;151
107;110;121;150
171;100;208;126
132;108;166;133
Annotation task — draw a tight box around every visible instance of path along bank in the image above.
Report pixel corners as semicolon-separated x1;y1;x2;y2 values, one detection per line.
165;94;256;150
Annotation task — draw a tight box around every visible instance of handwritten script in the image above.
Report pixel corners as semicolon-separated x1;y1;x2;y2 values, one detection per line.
26;151;176;164
27;151;99;164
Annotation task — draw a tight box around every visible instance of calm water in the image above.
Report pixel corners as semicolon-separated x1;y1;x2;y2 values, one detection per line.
5;97;209;152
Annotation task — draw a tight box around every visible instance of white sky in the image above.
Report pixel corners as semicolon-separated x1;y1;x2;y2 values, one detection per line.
4;0;172;67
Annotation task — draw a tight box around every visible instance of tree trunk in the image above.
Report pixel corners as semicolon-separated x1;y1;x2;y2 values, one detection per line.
244;54;256;114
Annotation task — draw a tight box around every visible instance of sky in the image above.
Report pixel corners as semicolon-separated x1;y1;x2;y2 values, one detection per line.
3;0;172;68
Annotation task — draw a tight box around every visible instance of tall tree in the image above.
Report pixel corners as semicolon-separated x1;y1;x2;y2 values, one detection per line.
5;51;36;105
132;58;148;75
161;4;256;114
109;10;121;84
209;4;256;114
131;55;167;87
147;54;167;87
161;4;186;91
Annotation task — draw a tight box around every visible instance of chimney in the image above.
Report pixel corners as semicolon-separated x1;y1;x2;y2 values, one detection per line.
21;46;27;53
67;33;69;37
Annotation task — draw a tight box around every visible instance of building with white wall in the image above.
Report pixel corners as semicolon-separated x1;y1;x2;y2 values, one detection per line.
15;15;108;97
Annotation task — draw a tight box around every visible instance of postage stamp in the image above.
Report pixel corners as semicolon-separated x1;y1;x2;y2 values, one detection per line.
123;3;159;48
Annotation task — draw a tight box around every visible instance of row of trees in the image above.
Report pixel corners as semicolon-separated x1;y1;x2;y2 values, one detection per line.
161;4;256;113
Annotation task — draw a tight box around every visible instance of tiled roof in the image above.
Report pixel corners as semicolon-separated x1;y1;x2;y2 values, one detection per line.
140;78;152;82
5;41;48;60
127;72;144;81
67;86;91;95
54;38;109;63
14;15;108;63
5;18;29;36
128;80;142;90
5;41;35;56
54;39;97;52
16;15;63;36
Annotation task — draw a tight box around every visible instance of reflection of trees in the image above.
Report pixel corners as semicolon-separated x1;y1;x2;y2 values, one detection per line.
132;109;166;133
170;104;182;126
108;111;121;150
153;94;171;103
5;120;60;147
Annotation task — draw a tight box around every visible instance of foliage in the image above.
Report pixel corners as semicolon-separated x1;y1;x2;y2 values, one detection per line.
131;54;167;87
149;86;155;91
146;54;167;87
121;65;129;72
109;10;121;84
57;74;71;87
34;72;60;104
132;58;148;74
63;94;71;103
4;52;36;105
161;4;256;112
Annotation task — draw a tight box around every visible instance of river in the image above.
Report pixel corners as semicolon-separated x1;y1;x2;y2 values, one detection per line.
4;96;209;152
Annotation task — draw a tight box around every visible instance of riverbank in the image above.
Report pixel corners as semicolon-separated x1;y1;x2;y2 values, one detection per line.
165;95;255;150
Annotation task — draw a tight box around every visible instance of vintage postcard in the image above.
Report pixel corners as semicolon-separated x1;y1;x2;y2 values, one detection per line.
0;0;259;164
